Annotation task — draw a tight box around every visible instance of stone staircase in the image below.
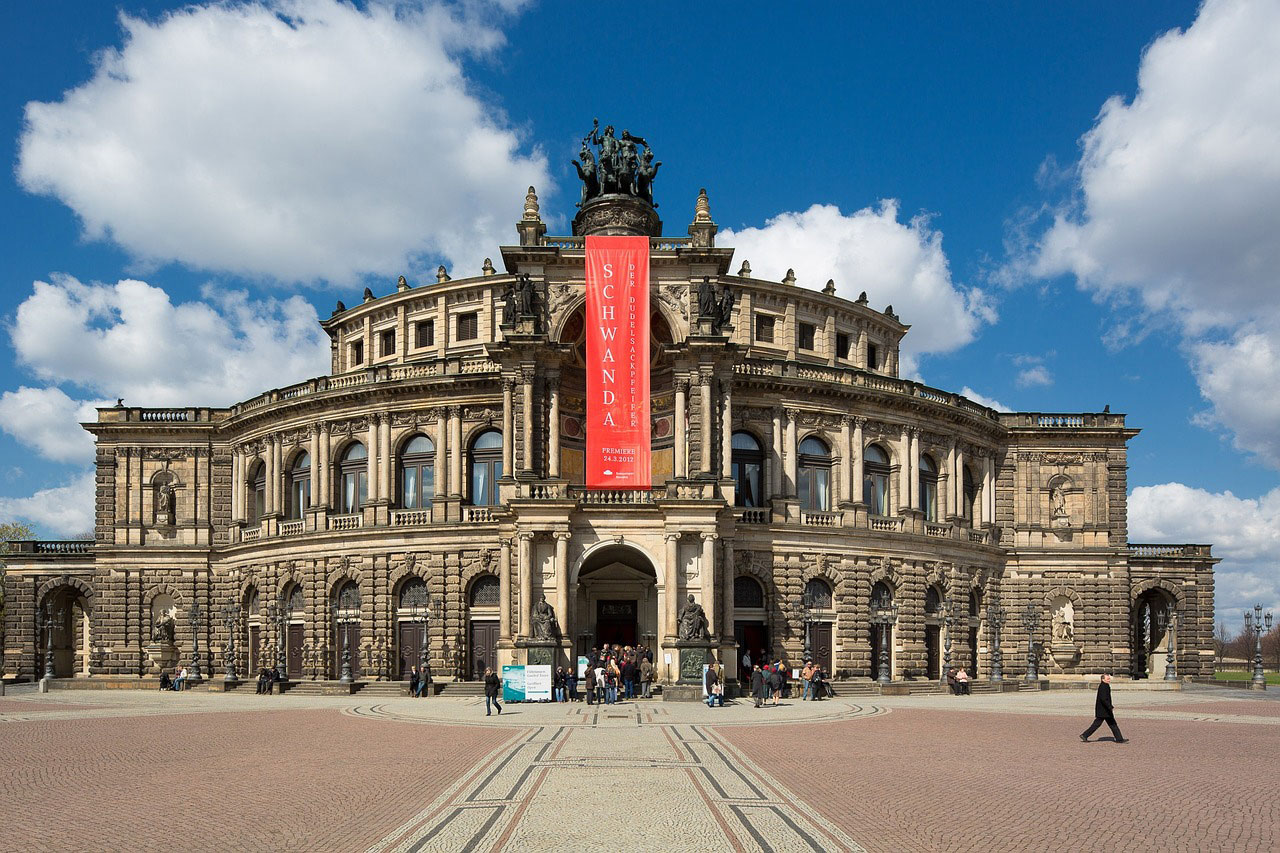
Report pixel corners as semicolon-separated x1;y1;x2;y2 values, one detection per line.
434;681;485;697
358;681;411;698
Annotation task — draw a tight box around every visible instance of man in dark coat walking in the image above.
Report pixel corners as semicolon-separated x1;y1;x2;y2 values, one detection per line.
484;667;503;716
750;664;766;708
1080;674;1127;743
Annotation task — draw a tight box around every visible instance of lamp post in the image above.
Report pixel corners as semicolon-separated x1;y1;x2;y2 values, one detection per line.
220;599;239;682
333;601;353;684
273;598;289;680
870;599;898;685
1245;604;1273;688
188;601;204;681
1164;609;1179;682
1020;602;1041;682
940;600;955;688
987;598;1006;683
786;591;816;665
43;604;64;680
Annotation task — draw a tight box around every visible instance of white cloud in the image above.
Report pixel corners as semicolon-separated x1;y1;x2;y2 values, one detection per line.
0;387;107;464
960;386;1010;413
1015;365;1053;389
1130;483;1280;624
0;471;96;537
1023;0;1280;466
10;275;332;408
720;201;995;372
16;0;549;284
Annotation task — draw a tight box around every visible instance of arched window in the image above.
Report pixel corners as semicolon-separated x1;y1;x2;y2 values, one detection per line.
469;430;503;506
400;435;435;509
333;580;361;613
287;452;310;520
731;432;764;507
245;587;260;615
398;577;429;611
969;588;982;618
797;436;831;512
285;583;303;616
863;444;891;516
734;576;765;609
962;465;976;521
925;585;943;616
804;578;834;610
920;454;939;522
470;575;501;607
247;460;266;523
871;581;893;612
338;443;367;514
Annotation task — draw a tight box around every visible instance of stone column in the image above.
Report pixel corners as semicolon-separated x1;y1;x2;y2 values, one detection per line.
898;427;910;513
518;532;533;638
909;428;921;511
318;426;331;507
784;410;798;497
502;378;515;478
983;454;995;524
721;538;735;641
499;538;512;642
771;408;783;498
852;418;865;504
548;374;561;478
522;365;536;475
664;533;680;641
309;426;320;513
435;409;449;498
839;417;852;504
555;532;570;633
366;419;379;503
379;414;392;502
449;407;463;499
702;532;718;640
720;377;732;479
674;377;688;478
699;368;713;476
956;445;966;518
232;447;243;522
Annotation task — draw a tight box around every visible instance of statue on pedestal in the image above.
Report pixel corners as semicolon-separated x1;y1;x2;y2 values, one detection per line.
677;594;710;641
531;594;559;641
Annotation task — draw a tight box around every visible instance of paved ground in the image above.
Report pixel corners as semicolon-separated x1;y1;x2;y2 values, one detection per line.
0;682;1276;852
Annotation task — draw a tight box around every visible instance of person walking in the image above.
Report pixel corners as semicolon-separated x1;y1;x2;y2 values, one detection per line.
767;662;783;706
750;664;766;708
1080;674;1127;743
704;661;724;707
584;664;597;706
566;665;579;702
483;667;502;716
639;656;654;698
409;665;420;699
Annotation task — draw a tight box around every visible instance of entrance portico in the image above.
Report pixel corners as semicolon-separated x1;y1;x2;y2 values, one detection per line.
572;542;660;660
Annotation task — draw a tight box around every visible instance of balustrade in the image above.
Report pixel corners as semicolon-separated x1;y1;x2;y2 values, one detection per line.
869;516;902;532
391;509;432;526
278;520;305;537
925;522;951;538
801;511;840;527
737;508;770;524
328;513;363;531
465;507;495;522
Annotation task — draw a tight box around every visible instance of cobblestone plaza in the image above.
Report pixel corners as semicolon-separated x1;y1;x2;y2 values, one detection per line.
0;685;1275;851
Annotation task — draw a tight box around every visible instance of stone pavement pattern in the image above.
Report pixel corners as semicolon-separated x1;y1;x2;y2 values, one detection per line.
0;685;1277;852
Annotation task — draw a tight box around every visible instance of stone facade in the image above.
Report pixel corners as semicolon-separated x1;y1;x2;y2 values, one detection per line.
2;187;1216;685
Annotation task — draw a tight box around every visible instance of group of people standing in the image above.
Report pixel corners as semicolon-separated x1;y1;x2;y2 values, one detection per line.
582;644;655;704
407;665;431;698
945;667;972;695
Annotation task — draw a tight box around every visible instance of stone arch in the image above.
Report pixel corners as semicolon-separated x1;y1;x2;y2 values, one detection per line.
867;557;902;591
1130;577;1184;606
238;573;265;609
388;554;429;591
324;558;365;595
924;562;953;596
142;583;184;610
275;565;306;599
550;295;686;346
459;548;500;591
37;575;95;608
569;538;660;589
799;556;845;596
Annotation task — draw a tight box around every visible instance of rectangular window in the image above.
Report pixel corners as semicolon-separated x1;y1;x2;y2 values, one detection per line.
380;329;396;357
836;332;850;360
867;343;879;370
798;322;816;351
755;314;775;344
350;340;364;366
415;319;434;348
456;312;478;341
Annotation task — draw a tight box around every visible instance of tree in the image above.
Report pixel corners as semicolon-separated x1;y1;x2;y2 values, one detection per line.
1214;620;1231;669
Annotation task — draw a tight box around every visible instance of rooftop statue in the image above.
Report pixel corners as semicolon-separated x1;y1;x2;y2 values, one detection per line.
573;119;660;207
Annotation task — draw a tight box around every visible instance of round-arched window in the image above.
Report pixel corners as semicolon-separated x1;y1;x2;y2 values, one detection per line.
798;436;831;512
805;578;833;610
920;454;939;522
469;430;503;506
470;575;500;608
734;576;765;609
863;444;891;516
400;435;435;509
731;431;764;507
398;577;429;611
962;465;977;521
338;443;368;514
287;452;310;520
247;460;267;523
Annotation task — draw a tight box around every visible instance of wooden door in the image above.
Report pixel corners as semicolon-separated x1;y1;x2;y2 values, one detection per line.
286;623;304;678
812;622;833;674
334;622;362;679
398;622;423;679
968;625;980;678
925;625;940;680
248;624;260;675
469;620;498;680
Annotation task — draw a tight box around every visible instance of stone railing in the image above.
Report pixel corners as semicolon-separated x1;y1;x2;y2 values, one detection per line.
328;513;363;531
869;516;903;533
664;481;717;500
573;488;656;506
327;372;369;390
391;509;432;526
278;520;305;537
999;412;1127;429
737;508;770;524
241;525;262;542
925;522;951;538
460;358;500;375
968;529;988;544
522;482;568;500
465;507;495;522
388;363;440;381
801;511;840;527
1130;544;1213;559
540;236;691;251
3;540;94;555
138;409;190;422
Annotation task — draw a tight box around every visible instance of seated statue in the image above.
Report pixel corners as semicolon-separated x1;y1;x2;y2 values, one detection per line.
531;594;559;640
677;594;710;641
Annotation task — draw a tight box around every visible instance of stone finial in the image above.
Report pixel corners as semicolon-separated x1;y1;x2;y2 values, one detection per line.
396;275;410;292
334;300;346;314
782;268;796;286
523;186;541;221
737;260;752;277
884;304;898;321
823;278;836;295
694;187;713;223
437;264;451;283
482;258;496;276
362;287;374;303
856;291;869;305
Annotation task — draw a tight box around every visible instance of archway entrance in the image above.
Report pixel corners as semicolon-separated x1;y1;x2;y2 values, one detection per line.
575;544;658;658
40;585;91;677
1133;589;1175;679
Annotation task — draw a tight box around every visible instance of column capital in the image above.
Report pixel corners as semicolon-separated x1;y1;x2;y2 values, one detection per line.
503;376;519;393
675;377;690;394
664;531;682;542
909;426;922;439
518;530;535;542
554;531;571;542
785;408;799;424
447;405;462;419
701;531;719;542
520;365;537;384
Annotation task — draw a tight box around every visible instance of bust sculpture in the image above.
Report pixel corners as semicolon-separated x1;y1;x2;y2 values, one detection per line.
677;594;710;641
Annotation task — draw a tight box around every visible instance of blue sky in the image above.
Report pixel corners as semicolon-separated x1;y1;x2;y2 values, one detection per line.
2;1;1277;624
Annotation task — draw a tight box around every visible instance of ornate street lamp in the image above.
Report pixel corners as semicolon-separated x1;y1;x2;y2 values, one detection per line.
402;584;442;684
987;598;1006;683
1164;609;1179;682
785;590;817;665
188;601;205;680
1245;604;1273;688
219;599;239;682
870;599;898;685
42;604;64;680
940;599;956;687
333;600;353;684
1020;602;1041;682
270;598;288;680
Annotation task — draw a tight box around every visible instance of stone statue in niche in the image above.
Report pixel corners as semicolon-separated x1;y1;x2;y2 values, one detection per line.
501;280;518;327
1051;599;1075;642
1050;486;1066;518
156;480;175;520
531;594;559;640
151;611;176;645
677;594;710;641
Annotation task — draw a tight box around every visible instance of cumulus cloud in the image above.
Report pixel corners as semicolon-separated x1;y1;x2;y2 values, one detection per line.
1015;365;1053;389
960;386;1010;413
0;471;96;537
1130;483;1280;623
1020;0;1280;465
11;275;331;408
0;387;107;464
720;202;995;372
16;0;549;284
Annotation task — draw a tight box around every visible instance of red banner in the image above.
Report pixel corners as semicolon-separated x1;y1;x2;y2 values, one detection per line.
585;235;651;489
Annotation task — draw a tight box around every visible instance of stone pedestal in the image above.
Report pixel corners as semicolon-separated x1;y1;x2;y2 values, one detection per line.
145;642;179;675
523;640;557;667
572;193;662;237
676;641;713;683
1050;642;1080;671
